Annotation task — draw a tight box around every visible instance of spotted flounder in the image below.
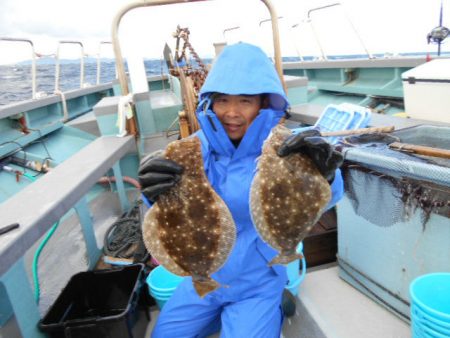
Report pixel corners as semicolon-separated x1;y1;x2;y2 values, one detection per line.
143;136;236;298
250;125;331;265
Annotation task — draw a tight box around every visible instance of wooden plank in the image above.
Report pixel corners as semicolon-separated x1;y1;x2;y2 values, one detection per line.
303;208;338;267
304;230;337;267
317;208;337;231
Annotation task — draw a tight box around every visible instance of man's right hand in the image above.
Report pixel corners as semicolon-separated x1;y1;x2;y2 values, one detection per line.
138;152;184;203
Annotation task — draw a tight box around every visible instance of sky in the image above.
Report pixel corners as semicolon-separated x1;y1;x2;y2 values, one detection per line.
0;0;448;65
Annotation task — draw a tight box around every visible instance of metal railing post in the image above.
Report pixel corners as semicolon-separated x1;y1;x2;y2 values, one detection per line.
260;0;286;93
54;40;85;91
290;23;306;62
97;41;113;85
223;26;240;41
110;0;286;134
307;2;373;60
0;37;37;99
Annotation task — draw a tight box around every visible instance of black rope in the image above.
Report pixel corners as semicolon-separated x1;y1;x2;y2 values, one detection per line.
103;200;150;263
0;140;25;160
27;128;53;160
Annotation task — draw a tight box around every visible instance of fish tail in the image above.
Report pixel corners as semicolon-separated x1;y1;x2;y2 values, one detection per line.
268;252;303;266
192;276;220;298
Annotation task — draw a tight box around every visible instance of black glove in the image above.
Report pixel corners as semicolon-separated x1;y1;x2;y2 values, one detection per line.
138;152;184;203
277;129;344;182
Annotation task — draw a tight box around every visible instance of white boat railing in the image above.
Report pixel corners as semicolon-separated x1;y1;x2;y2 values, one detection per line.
290;19;326;61
292;2;373;61
259;16;290;61
222;26;240;41
0;37;37;99
96;41;115;85
54;40;85;91
1;37;117;107
110;0;286;136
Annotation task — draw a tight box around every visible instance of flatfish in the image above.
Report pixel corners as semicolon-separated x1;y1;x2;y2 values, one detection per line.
250;125;331;265
142;136;236;297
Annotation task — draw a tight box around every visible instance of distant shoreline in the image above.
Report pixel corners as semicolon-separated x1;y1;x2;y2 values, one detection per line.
6;51;449;66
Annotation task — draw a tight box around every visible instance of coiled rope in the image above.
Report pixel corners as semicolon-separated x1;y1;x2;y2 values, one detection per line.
103;200;149;263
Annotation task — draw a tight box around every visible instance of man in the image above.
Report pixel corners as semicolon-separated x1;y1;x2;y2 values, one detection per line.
139;43;343;337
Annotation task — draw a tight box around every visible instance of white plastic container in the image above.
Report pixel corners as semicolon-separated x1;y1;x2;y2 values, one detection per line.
402;59;450;123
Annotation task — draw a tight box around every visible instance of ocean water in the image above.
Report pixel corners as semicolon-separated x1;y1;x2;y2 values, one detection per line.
0;60;168;106
0;56;326;106
0;52;437;106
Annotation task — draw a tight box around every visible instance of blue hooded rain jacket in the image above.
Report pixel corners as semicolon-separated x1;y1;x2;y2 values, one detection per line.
151;43;344;338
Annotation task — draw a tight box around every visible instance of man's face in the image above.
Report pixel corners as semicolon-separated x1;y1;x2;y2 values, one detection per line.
212;94;263;141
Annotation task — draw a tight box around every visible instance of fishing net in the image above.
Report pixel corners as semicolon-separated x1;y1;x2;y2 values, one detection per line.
338;130;450;229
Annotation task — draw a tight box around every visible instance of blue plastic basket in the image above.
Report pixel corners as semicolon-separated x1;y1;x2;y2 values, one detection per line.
339;103;371;130
285;242;306;296
412;304;450;328
152;294;171;310
146;265;185;309
412;320;449;338
410;273;450;320
410;273;450;338
411;305;450;336
291;103;371;144
315;104;355;133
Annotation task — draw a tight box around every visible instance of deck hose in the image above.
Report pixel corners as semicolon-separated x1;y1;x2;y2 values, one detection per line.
31;175;140;303
32;221;60;303
22;173;58;303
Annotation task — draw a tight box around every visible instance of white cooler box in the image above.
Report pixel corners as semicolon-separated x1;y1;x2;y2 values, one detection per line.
402;59;450;123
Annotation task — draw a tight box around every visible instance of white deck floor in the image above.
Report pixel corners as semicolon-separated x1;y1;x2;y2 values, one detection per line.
284;265;411;338
144;265;411;338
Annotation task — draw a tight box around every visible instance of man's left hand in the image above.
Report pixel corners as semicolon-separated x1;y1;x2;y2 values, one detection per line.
277;129;344;182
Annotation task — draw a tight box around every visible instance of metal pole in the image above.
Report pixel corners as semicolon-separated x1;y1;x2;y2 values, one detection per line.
55;43;61;91
110;0;287;133
111;0;208;98
0;37;37;99
306;18;327;60
223;26;240;41
80;44;85;87
54;40;85;91
340;6;373;58
290;23;305;62
112;0;286;94
259;16;282;60
111;0;207;136
260;0;287;94
97;41;112;85
308;2;373;59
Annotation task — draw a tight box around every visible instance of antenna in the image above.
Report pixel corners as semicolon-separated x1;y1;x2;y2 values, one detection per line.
427;0;449;56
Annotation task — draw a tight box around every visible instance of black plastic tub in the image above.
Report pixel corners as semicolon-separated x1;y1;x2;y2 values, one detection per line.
39;264;150;338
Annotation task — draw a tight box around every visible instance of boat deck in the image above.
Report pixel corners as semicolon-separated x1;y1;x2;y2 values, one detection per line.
2;68;443;337
141;264;410;338
283;265;410;338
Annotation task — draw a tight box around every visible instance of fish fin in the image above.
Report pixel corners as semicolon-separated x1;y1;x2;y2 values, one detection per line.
268;252;303;266
193;277;220;298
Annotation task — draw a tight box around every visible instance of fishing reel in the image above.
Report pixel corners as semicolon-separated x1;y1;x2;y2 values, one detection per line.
426;1;449;56
427;26;450;45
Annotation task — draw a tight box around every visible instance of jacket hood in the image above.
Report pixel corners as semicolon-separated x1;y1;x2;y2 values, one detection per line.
199;42;289;111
